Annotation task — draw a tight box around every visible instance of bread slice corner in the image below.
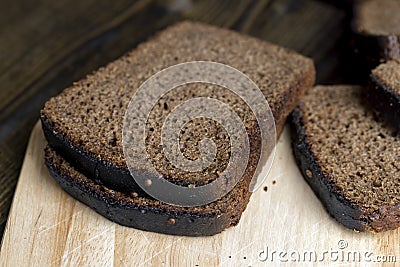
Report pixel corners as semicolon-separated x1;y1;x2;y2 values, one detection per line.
368;59;400;130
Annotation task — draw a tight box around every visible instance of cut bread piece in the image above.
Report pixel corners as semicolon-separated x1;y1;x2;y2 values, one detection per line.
369;59;400;130
41;21;315;198
45;145;253;236
352;0;400;64
291;85;400;232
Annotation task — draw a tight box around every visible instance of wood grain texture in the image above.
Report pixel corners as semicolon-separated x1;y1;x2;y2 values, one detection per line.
0;0;149;111
0;123;398;266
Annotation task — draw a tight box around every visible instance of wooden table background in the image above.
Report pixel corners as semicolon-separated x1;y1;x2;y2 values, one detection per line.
0;0;354;247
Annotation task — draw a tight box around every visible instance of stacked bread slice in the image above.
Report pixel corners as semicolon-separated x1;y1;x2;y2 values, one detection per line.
41;21;315;236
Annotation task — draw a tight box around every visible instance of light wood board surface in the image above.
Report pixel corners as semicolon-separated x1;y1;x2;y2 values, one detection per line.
0;123;399;266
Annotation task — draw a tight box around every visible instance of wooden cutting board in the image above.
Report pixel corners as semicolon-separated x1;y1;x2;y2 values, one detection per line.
0;123;398;266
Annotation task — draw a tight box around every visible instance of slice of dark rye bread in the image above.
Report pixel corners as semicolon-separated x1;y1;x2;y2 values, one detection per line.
41;21;315;235
41;21;315;193
352;0;400;65
291;85;400;233
368;60;400;130
45;145;251;236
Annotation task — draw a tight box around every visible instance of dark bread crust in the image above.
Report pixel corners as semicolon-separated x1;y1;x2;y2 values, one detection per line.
41;114;144;195
347;32;400;83
45;146;250;236
351;33;400;67
290;86;400;233
291;107;364;231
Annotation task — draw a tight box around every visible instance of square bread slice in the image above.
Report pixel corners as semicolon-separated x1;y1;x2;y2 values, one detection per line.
291;85;400;232
41;21;315;236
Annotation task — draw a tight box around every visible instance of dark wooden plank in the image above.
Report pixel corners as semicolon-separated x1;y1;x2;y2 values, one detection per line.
182;0;346;83
0;0;153;117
